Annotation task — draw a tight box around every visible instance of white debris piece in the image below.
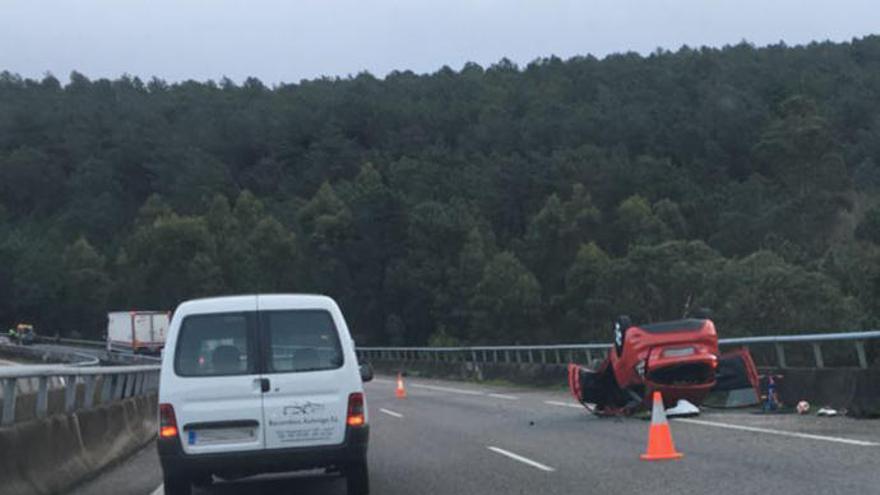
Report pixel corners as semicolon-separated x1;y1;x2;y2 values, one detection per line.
816;407;838;417
665;399;700;417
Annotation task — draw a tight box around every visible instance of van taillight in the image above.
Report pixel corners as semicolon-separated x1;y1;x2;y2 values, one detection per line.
346;393;365;427
159;403;179;438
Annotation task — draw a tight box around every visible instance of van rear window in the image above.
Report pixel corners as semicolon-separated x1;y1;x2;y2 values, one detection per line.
175;313;254;376
264;310;343;373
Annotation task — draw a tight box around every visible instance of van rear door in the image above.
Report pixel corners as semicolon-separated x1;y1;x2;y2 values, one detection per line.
257;296;351;449
169;300;265;455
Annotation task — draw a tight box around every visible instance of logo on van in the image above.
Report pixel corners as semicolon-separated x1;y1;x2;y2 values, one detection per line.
282;401;326;416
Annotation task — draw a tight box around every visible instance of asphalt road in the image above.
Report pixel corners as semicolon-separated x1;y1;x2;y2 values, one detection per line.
70;375;880;495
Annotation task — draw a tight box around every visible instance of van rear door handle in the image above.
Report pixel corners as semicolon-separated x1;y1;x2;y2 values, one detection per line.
260;378;270;393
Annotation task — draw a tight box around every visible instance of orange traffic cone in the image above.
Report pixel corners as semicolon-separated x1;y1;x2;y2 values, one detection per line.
395;372;407;399
640;391;683;461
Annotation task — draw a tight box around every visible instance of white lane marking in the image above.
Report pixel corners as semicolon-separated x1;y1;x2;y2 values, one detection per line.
487;446;556;472
488;393;519;400
544;400;583;409
675;418;880;447
410;383;485;396
379;408;404;418
150;485;163;495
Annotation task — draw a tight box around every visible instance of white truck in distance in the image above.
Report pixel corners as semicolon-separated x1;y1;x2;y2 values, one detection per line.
107;311;170;354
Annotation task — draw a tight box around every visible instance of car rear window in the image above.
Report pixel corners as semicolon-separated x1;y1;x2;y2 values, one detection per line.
174;313;254;377
263;310;344;373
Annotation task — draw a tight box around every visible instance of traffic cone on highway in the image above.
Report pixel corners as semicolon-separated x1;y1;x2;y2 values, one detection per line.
640;391;683;461
395;372;407;399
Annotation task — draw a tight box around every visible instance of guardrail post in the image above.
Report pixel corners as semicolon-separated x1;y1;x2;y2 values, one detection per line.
775;343;787;369
65;374;78;413
527;350;533;364
36;376;49;419
540;350;546;364
554;349;561;364
101;375;113;403
470;351;477;364
2;378;16;425
811;343;825;368
855;341;868;369
113;373;125;399
585;349;593;363
83;376;97;408
504;350;510;363
133;372;143;395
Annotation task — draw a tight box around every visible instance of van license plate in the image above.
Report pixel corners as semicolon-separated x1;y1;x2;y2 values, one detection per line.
190;427;256;445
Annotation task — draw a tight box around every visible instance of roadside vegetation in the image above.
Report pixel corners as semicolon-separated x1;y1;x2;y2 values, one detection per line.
2;37;880;344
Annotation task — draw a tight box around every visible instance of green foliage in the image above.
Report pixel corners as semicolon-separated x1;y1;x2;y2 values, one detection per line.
3;37;880;343
855;207;880;244
470;252;542;343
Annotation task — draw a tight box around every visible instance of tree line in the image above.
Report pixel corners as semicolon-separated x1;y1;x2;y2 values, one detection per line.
2;36;880;345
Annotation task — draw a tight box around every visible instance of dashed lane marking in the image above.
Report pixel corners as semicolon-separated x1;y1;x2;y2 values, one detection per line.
409;383;486;396
487;446;556;472
487;393;519;400
379;408;404;418
544;400;583;409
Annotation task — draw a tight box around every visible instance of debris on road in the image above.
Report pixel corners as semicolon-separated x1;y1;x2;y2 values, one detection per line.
666;400;700;418
796;400;810;415
817;407;839;417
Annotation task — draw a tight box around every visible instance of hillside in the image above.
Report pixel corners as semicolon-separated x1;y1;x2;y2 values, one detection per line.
2;37;880;344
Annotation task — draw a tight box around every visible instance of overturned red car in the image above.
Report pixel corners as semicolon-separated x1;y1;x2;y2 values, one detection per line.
568;316;760;414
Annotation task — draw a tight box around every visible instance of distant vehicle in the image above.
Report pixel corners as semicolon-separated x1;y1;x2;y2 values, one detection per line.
107;311;170;354
16;324;36;346
568;316;760;415
157;294;371;495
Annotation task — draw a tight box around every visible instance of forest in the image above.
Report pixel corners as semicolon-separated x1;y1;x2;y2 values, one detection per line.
2;36;880;345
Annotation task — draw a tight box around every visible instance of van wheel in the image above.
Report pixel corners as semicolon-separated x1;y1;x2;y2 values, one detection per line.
345;461;370;495
192;474;213;488
163;474;192;495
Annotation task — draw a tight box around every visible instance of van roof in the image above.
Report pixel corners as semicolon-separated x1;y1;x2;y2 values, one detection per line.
174;294;337;314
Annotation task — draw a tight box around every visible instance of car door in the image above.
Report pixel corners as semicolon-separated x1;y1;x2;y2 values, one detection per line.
257;296;352;450
167;298;266;455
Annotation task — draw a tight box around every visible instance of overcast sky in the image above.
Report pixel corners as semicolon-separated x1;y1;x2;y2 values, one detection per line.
1;0;877;84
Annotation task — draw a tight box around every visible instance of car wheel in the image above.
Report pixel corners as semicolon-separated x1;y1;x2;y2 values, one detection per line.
613;315;632;356
191;473;213;488
163;474;192;495
345;461;370;495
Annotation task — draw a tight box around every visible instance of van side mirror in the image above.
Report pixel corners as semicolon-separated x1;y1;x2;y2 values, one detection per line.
359;363;374;383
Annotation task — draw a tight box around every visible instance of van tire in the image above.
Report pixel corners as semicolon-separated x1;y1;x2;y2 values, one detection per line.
191;474;213;488
345;461;370;495
163;475;192;495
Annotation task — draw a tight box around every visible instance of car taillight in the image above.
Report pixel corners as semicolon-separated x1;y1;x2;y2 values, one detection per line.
159;403;179;438
347;392;365;427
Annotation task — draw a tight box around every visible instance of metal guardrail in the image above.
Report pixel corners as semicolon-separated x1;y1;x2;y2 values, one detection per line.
0;343;100;366
38;336;106;348
356;330;880;370
0;363;160;426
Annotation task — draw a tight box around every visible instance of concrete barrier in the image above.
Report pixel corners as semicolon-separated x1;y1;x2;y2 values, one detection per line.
776;369;880;418
372;358;567;387
0;393;157;495
376;359;880;417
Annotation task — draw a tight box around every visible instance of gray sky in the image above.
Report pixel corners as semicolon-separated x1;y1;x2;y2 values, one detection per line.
1;0;877;84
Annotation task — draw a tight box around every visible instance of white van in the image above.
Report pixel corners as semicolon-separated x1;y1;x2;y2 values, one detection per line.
157;294;372;495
